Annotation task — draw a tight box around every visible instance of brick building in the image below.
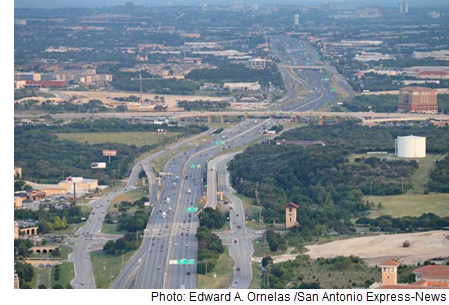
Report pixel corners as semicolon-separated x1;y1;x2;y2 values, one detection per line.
398;87;438;114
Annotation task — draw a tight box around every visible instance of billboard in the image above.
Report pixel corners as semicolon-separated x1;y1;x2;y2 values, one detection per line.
66;177;83;183
91;162;107;169
102;150;117;157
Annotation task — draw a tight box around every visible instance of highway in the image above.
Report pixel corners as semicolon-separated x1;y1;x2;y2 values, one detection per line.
112;119;277;289
269;35;354;112
210;152;257;289
70;129;212;289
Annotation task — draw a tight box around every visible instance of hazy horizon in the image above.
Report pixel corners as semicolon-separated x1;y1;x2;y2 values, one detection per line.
14;0;449;9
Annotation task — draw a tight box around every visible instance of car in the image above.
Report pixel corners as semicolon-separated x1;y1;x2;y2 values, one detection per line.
165;225;169;228
181;233;184;236
186;233;189;236
185;244;189;247
81;282;85;286
157;266;162;270
236;267;240;271
234;240;237;243
98;217;101;220
151;243;155;246
237;225;242;229
160;249;163;252
233;221;236;224
236;214;239;217
174;243;178;246
183;221;186;223
187;272;191;275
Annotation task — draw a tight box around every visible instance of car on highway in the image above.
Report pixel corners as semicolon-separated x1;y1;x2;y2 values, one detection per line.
187;272;191;275
185;244;188;247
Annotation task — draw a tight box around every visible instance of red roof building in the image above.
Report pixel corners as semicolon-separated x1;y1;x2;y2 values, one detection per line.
418;71;449;80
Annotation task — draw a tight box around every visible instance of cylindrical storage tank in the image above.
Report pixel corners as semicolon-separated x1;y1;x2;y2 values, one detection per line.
396;135;426;158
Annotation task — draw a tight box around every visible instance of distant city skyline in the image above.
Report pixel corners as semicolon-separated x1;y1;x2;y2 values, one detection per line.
14;0;449;9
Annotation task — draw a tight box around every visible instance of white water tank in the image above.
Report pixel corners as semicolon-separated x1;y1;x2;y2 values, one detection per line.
395;135;426;158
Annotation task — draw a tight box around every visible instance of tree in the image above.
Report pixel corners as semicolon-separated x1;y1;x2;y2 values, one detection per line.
61;217;67;229
38;284;47;289
114;238;127;251
53;218;61;230
53;284;64;289
65;284;73;289
262;256;273;267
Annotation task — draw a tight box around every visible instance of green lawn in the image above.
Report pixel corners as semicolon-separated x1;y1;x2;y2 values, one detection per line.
35;267;51;289
59;245;73;260
248;262;261;289
55;131;181;147
51;222;85;235
150;135;212;174
109;187;149;213
51;262;75;288
101;223;121;235
91;250;136;289
366;193;449;218
197;248;234;289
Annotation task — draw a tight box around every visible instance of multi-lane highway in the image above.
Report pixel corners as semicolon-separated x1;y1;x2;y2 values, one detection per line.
210;152;257;289
269;35;354;112
70;130;212;289
112;119;276;289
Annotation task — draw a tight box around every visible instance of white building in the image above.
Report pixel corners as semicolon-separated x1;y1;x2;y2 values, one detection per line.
395;135;426;158
248;58;270;68
413;50;449;61
224;82;261;91
355;52;392;62
399;1;409;14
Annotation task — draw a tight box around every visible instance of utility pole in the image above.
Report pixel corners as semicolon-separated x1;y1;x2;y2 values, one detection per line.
370;180;373;196
255;188;262;226
425;177;428;193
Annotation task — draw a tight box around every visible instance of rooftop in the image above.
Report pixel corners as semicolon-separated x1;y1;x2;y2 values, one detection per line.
379;260;401;266
400;86;437;92
413;265;449;279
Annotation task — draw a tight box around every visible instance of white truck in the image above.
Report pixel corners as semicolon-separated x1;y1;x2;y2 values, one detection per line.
168;207;172;213
166;197;171;204
162;212;167;219
187;188;191;194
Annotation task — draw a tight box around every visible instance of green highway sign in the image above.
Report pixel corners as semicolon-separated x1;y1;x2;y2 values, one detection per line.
190;164;196;169
215;141;224;145
178;259;195;265
330;89;336;93
186;207;199;212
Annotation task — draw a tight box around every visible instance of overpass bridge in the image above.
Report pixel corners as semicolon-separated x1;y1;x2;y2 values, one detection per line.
15;110;449;125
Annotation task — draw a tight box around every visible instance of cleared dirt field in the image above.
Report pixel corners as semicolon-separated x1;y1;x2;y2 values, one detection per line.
306;231;449;266
59;91;228;110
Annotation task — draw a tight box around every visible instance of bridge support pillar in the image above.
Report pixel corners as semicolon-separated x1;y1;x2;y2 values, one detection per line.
208;115;213;123
156;177;162;186
217;191;224;201
318;116;324;126
221;115;225;123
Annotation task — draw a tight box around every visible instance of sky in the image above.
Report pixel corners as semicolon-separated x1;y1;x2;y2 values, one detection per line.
14;0;449;9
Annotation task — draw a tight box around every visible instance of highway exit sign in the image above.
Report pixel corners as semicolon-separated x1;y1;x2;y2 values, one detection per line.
215;141;224;145
178;259;195;265
186;207;198;212
190;164;196;168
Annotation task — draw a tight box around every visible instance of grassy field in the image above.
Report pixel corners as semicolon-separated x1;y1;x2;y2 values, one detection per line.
51;262;75;288
150;135;212;174
55;131;181;147
50;222;85;235
294;257;381;289
366;193;449;218
101;223;121;235
35;267;51;288
197;249;234;289
248;262;261;289
408;154;445;194
59;245;73;260
109;187;149;213
252;237;287;257
91;250;136;289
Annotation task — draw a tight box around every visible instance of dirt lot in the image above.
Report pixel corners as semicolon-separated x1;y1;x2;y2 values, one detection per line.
306;231;449;266
59;91;228;110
